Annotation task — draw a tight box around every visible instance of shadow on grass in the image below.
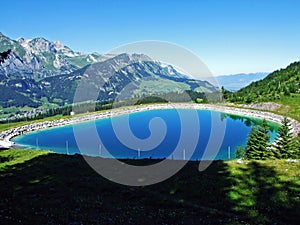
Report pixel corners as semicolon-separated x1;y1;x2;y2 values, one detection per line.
0;152;299;224
0;155;13;163
224;161;300;225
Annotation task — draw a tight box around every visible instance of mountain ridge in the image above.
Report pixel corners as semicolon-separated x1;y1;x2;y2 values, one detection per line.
0;32;115;78
215;72;269;91
0;51;218;109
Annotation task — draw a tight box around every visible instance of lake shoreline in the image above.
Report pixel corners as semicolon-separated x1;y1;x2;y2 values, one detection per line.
1;103;300;146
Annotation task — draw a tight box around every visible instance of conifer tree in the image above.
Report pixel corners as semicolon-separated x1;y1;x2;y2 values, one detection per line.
245;119;270;160
258;119;272;159
245;126;260;159
274;117;295;159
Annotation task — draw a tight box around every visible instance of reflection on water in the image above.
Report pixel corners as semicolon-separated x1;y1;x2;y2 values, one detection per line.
224;113;279;132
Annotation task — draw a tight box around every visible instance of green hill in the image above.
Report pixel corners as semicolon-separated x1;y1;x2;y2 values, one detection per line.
226;61;300;121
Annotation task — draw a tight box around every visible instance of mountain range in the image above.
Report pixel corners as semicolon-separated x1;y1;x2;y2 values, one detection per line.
0;33;218;109
215;72;269;91
0;32;115;78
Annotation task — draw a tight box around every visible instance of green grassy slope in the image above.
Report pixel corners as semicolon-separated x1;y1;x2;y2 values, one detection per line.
0;149;299;224
228;61;300;103
274;94;300;122
225;61;300;121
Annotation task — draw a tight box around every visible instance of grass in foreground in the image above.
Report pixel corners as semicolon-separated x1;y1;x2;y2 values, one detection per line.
0;149;299;224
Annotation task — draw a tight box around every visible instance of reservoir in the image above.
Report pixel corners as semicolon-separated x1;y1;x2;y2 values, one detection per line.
13;109;278;160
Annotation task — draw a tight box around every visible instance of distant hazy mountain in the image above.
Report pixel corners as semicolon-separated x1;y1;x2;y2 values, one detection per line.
0;32;114;78
215;73;269;91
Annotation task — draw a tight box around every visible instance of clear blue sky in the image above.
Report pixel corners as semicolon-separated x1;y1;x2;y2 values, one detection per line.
2;0;300;75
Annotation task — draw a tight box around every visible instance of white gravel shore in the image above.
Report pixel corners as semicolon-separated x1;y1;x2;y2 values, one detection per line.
1;103;299;146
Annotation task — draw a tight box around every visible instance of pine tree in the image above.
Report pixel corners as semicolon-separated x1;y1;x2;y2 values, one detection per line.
274;117;295;159
258;119;272;159
245;119;271;160
245;126;260;159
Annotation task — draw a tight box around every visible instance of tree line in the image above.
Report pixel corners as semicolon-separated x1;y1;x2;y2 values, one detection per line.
0;90;210;124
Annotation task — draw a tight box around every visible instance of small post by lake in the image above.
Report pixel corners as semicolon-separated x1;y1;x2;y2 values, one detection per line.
99;144;102;156
36;137;39;149
66;140;69;155
138;148;141;158
228;146;231;160
183;149;186;160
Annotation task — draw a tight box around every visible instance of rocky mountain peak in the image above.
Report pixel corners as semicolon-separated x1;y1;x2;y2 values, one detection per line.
28;37;56;54
53;40;64;50
0;49;35;77
17;37;25;43
131;53;152;62
109;53;151;64
0;33;15;42
0;33;86;77
0;33;200;81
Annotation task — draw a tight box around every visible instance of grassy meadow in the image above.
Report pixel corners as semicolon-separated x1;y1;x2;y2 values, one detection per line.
274;94;300;122
0;149;299;224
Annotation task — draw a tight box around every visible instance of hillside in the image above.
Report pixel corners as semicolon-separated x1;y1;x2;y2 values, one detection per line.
0;53;218;110
0;32;219;112
0;32;114;78
227;61;300;102
225;61;300;121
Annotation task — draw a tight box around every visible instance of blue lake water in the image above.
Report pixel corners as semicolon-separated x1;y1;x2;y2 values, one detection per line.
13;109;278;160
